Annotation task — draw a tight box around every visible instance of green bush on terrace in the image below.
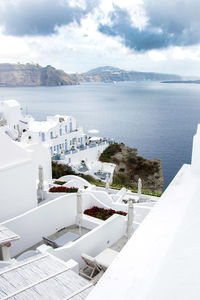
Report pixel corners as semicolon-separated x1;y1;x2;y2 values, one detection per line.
51;161;161;197
52;161;105;187
53;180;66;185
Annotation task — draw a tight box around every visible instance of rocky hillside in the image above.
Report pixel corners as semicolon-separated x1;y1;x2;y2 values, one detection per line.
99;143;164;193
73;66;181;83
0;64;182;86
0;63;78;87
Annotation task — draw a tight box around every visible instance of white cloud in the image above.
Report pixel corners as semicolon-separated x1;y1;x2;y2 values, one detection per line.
0;0;199;76
172;46;200;61
148;50;167;62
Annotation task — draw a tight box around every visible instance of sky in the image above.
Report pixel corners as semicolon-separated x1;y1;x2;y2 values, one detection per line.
0;0;200;76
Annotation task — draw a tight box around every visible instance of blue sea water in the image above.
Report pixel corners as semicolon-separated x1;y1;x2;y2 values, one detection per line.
1;81;200;190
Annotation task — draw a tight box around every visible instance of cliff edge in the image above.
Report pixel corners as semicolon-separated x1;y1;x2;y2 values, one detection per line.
99;143;164;193
0;63;77;87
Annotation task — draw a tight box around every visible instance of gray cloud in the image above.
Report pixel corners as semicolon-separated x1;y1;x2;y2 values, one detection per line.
99;1;200;52
0;0;98;36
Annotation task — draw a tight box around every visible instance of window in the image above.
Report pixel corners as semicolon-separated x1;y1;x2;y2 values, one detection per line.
65;125;67;133
41;132;45;142
50;147;53;156
50;131;53;139
70;122;72;132
59;128;62;136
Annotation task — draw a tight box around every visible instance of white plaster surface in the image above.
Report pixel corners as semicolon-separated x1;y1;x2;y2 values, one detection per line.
0;130;37;222
87;164;200;300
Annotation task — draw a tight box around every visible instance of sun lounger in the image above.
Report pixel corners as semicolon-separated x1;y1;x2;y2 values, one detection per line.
80;253;101;280
95;248;118;271
80;248;119;280
43;232;80;248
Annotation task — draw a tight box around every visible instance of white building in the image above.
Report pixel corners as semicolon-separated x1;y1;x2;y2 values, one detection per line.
0;125;52;221
0;99;26;140
0;99;87;156
0;99;22;129
21;115;87;157
0;99;112;179
0;129;37;222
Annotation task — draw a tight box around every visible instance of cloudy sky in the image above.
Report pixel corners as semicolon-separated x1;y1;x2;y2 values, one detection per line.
0;0;200;76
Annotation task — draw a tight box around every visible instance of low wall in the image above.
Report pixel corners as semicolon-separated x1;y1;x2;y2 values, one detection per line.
81;192;110;211
2;190;127;258
81;214;104;230
2;194;77;257
49;214;127;266
85;190;128;213
59;175;91;189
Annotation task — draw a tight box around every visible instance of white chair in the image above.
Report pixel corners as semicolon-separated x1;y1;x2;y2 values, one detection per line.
80;253;101;280
80;249;119;280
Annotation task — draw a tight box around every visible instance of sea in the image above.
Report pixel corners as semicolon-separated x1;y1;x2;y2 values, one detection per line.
1;81;200;190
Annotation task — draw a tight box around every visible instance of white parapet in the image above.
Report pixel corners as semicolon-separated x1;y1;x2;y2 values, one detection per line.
191;124;200;175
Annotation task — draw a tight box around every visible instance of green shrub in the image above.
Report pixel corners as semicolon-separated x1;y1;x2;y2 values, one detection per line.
112;173;131;186
52;161;105;187
99;143;121;162
53;180;66;185
52;161;76;179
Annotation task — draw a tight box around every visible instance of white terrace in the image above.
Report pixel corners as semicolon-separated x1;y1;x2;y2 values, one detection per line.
87;124;200;300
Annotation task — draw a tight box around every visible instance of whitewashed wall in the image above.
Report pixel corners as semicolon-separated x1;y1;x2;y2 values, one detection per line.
85;190;128;212
50;214;126;266
2;190;127;258
81;192;111;211
0;100;22;128
0;160;37;222
59;175;92;189
23;143;52;187
191;124;200;175
0;131;38;222
2;191;111;257
2;194;77;257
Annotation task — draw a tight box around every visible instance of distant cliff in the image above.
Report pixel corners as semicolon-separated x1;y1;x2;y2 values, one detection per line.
161;80;200;84
72;66;182;83
0;63;78;87
99;143;164;193
0;64;182;86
